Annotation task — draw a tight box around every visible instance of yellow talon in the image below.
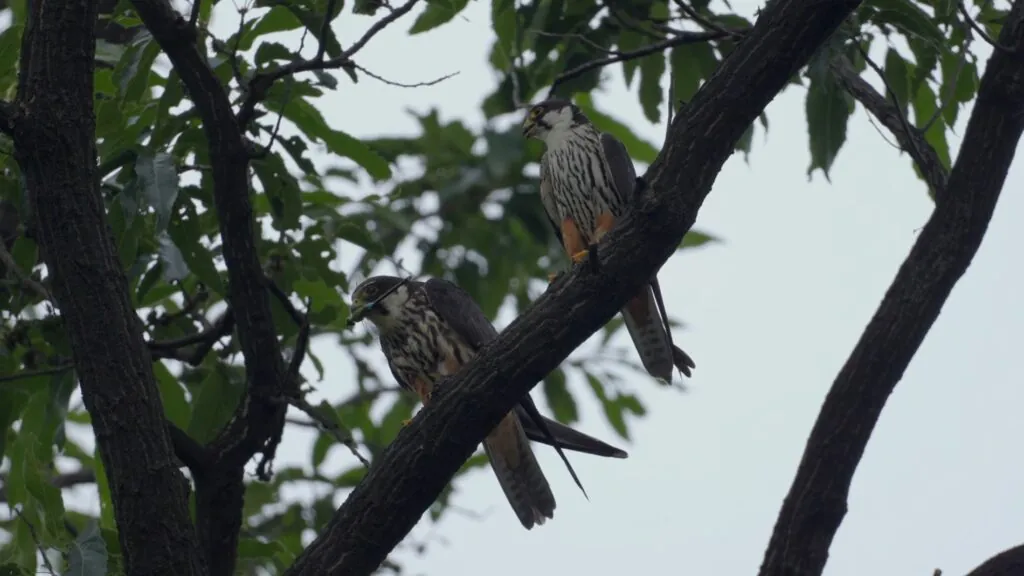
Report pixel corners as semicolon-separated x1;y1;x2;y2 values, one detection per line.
402;418;413;427
547;272;559;283
571;250;589;263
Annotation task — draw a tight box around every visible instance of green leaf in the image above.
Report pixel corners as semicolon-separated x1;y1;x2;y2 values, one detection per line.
252;154;303;231
491;0;516;52
542;368;578;424
135;152;179;233
237;539;288;559
166;215;225;296
638;53;665;124
156;232;190;283
92;454;116;530
409;0;471;34
153;361;191;430
574;93;659;164
805;71;852;181
255;41;296;67
67;521;108;576
868;0;947;49
187;364;243;444
276;98;391;180
617;29;645;88
118;216;143;271
334;221;383;254
9;236;37;275
293;277;346;316
912;81;951;172
246;6;303;48
883;48;912;113
669;41;717;105
679;229;721;250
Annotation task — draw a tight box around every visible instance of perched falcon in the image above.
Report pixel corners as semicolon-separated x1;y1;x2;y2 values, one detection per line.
348;275;628;529
522;99;696;383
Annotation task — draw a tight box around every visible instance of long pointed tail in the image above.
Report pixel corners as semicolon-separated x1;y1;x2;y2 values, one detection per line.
516;405;628;458
620;282;695;382
483;413;556;529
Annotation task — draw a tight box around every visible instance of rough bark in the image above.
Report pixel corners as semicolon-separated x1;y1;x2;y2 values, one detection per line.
284;1;862;574
9;0;206;574
758;2;1024;575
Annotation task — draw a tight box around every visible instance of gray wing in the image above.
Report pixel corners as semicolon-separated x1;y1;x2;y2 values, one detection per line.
422;277;589;497
600;133;638;204
601;133;696;378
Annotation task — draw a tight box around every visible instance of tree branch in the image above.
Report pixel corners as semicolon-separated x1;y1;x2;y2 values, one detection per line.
829;55;948;196
283;1;862;574
12;0;207;574
235;0;421;127
965;543;1024;576
0;469;96;503
130;0;290;573
759;2;1024;575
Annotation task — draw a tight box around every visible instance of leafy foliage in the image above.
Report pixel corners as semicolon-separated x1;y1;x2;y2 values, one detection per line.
0;0;1001;572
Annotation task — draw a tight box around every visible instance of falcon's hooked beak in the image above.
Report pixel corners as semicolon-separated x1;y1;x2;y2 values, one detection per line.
522;116;536;138
346;277;412;328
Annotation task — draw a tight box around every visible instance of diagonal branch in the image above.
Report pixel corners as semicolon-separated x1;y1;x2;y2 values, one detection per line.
829;55;948;196
236;0;421;127
283;0;862;574
759;2;1024;574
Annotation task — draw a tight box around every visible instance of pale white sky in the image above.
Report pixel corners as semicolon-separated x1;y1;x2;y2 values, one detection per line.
66;0;1024;574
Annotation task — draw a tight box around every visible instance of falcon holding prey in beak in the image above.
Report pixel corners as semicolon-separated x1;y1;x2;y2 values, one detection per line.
348;275;628;529
522;98;696;384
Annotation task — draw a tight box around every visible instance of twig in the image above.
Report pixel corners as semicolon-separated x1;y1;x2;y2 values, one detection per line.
849;44;945;197
351;64;459;88
12;506;56;574
148;311;236;366
0;363;73;384
189;0;202;27
549;30;727;97
0;240;51;303
149;286;209;328
830;55;947;194
0;469;96;503
255;278;313;479
236;0;421;126
315;0;341;62
671;0;744;38
276;394;370;468
958;1;1019;54
530;30;621;55
922;10;973;134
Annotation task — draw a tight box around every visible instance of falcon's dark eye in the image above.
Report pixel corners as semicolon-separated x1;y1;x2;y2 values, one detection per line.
529;107;542;120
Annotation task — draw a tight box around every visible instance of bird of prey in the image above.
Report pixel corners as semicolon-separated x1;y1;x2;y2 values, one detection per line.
348;275;628;529
522;98;696;384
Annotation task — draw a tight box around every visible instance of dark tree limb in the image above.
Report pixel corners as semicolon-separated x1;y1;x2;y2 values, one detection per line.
830;55;949;196
12;0;206;574
965;543;1024;576
130;0;289;573
758;2;1024;575
283;1;862;574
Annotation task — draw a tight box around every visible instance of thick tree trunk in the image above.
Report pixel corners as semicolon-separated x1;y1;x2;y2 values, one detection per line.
9;0;206;574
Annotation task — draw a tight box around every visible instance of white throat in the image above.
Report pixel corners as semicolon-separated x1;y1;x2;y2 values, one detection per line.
541;123;579;150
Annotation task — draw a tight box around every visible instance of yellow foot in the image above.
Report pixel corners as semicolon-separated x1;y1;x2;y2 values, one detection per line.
571;250;590;264
402;419;413;427
547;272;559;283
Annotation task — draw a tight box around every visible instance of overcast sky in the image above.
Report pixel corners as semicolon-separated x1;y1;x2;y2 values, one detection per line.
65;1;1024;574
